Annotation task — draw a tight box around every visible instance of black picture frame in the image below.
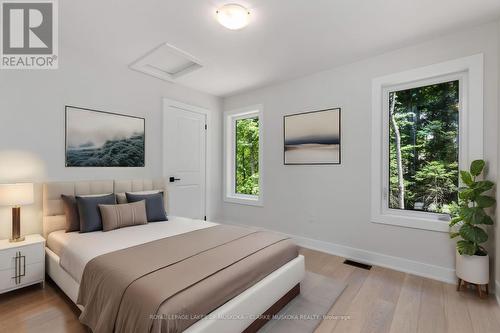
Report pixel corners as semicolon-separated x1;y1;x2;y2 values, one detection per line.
65;105;145;167
283;107;341;165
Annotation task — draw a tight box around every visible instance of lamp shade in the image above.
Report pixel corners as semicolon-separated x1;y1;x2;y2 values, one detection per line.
0;183;34;206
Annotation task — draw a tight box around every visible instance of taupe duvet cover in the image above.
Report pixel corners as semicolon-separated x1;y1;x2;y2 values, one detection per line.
77;224;298;333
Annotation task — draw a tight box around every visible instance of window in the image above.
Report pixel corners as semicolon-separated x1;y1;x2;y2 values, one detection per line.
235;117;260;195
389;80;459;214
371;55;483;232
224;106;263;205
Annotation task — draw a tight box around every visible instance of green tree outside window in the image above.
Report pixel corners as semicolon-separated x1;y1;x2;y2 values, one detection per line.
389;80;459;213
235;117;260;195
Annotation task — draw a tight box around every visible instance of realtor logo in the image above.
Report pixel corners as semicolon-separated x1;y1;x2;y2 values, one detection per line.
1;0;58;69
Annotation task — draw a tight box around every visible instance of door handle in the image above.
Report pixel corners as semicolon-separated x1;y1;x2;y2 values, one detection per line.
169;177;181;183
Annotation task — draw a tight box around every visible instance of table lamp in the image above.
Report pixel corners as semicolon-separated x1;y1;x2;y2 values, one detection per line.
0;183;34;242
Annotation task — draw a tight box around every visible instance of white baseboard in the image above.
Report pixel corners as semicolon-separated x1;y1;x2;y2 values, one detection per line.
290;233;457;284
221;221;456;284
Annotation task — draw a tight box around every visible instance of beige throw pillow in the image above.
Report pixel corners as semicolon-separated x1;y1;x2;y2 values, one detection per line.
99;200;148;232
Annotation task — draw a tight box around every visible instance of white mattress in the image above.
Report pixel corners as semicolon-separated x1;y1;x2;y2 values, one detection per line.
46;217;218;283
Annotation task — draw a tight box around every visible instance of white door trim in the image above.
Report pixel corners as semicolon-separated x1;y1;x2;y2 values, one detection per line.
163;98;209;219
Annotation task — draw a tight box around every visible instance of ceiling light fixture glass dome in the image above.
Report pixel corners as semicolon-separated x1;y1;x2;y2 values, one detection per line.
216;4;251;30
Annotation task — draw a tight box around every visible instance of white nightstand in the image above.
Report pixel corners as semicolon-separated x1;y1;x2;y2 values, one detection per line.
0;234;45;294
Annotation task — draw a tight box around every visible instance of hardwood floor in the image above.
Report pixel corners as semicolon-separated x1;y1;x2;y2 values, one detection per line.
304;248;500;333
0;281;88;333
0;247;499;333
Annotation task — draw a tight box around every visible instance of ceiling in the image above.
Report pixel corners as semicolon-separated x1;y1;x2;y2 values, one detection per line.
60;0;500;97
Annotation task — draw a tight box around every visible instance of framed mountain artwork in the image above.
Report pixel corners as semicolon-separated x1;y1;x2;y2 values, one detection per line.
65;106;145;167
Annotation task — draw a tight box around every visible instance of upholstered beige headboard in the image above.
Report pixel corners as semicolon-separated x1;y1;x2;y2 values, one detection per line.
42;179;167;239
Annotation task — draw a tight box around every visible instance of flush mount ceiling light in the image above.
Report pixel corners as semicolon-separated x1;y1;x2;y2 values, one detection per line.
216;4;250;30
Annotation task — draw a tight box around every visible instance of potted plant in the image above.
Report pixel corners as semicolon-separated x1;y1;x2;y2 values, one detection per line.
450;159;495;296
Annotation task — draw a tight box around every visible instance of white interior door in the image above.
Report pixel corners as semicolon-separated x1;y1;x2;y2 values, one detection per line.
163;100;206;220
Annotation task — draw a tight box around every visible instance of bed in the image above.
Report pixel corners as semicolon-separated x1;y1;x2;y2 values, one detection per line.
42;179;305;333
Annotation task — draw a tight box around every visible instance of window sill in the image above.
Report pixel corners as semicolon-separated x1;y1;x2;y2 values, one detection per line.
224;195;263;207
371;212;450;232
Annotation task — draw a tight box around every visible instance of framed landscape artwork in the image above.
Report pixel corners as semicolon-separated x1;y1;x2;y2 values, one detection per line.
65;106;145;167
284;108;341;165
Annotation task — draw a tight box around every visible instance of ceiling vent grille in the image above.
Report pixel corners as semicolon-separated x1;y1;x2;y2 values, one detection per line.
129;43;202;82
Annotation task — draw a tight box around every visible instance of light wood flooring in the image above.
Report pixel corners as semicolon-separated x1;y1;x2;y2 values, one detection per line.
0;247;499;333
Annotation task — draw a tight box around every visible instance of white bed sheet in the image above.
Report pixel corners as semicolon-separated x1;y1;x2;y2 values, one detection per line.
46;217;217;283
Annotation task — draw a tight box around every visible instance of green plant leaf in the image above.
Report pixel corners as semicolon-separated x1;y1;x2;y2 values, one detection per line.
478;215;494;225
470;208;486;225
460;171;473;186
459;207;475;223
475;195;495;208
458;189;475;201
470;160;485;176
449;232;459;239
471;180;494;193
449;216;462;227
459;223;488;244
457;240;477;256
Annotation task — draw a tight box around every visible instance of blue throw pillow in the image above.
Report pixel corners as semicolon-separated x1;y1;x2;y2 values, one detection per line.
76;194;116;233
125;192;167;222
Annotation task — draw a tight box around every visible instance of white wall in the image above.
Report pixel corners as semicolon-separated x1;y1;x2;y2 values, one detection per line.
0;45;222;238
222;22;499;281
